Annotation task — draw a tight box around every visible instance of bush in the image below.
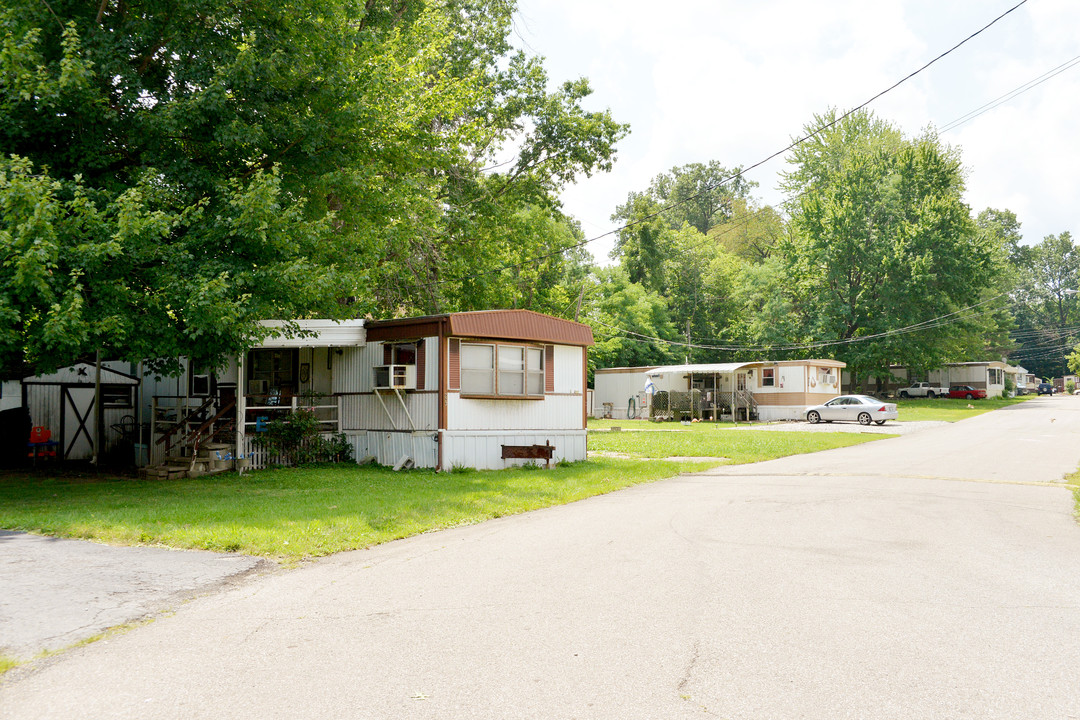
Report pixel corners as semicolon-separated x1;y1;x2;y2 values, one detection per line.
1068;380;1076;395
253;408;353;466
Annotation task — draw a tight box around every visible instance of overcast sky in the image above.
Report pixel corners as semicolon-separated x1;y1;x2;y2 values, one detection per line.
511;0;1080;265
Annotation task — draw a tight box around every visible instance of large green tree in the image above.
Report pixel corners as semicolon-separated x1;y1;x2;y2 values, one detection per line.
777;109;1001;386
0;0;626;376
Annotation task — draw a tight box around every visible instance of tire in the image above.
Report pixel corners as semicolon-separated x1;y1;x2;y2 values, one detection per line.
858;412;872;426
965;393;974;399
927;392;936;398
899;391;908;398
807;410;821;424
874;420;886;425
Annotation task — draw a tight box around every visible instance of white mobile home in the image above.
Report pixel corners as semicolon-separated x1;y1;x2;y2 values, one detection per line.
593;359;845;423
360;310;593;470
139;311;592;475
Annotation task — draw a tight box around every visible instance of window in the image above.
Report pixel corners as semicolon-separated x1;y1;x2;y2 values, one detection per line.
818;368;836;385
248;349;298;396
987;368;1003;385
762;368;775;387
460;342;544;397
460;343;495;394
102;385;133;408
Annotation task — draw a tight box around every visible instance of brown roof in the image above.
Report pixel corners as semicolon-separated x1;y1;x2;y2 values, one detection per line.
365;310;593;346
449;310;593;346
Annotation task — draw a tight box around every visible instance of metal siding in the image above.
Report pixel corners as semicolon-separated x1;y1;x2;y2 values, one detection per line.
342;393;439;432
332;346;369;394
356;431;439;468
593;369;648;419
440;430;587;470
446;394;583;431
553;344;583;394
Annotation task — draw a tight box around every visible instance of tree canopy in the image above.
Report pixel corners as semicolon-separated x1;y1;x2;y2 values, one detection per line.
0;0;626;376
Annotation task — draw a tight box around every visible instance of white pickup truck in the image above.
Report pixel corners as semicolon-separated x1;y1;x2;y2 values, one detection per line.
897;382;945;398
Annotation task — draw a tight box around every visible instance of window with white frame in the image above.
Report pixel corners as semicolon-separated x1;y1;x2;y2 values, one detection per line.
987;367;1003;385
761;368;775;387
461;342;544;397
818;367;836;385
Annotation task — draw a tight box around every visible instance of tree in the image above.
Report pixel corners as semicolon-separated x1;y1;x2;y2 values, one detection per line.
778;109;1000;387
0;0;627;375
1010;232;1080;378
582;267;679;376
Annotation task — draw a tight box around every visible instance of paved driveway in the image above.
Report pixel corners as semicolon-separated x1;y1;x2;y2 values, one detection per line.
3;397;1080;719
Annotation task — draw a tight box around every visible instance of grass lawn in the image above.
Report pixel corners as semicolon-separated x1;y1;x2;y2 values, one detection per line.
893;395;1032;422
0;458;715;562
0;418;890;561
588;418;889;461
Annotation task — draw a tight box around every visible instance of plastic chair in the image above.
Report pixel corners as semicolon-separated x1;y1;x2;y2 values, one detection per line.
27;426;59;463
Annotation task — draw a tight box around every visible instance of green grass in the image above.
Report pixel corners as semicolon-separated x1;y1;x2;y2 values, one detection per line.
0;655;18;676
892;395;1032;422
589;418;889;461
0;458;713;562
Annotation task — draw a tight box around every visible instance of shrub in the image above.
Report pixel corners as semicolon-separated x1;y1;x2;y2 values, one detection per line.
1068;380;1076;395
253;408;353;466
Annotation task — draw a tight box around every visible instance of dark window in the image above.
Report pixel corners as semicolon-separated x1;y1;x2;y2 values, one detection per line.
102;385;133;408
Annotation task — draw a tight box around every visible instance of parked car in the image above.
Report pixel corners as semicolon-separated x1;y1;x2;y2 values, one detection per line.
948;385;987;399
897;382;945;398
1037;382;1055;395
806;395;899;426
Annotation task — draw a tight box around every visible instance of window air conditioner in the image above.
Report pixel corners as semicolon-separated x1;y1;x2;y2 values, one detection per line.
373;364;417;390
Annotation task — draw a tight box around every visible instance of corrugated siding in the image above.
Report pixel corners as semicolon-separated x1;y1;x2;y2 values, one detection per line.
446;394;583;431
333;346;372;394
422;337;439;389
349;431;439;469
341;392;439;432
440;430;587;471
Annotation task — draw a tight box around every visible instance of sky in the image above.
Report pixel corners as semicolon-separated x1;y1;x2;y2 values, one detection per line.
510;0;1080;265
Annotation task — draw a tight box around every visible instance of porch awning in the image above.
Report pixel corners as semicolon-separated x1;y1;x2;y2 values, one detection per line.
257;319;366;348
646;362;760;376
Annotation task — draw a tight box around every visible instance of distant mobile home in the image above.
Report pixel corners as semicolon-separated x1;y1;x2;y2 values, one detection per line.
593;359;845;422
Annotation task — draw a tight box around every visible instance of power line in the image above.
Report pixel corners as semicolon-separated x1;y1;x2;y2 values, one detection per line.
409;0;1029;292
590;293;1011;354
939;53;1080;133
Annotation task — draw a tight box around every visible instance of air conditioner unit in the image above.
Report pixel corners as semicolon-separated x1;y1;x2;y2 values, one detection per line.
373;364;417;390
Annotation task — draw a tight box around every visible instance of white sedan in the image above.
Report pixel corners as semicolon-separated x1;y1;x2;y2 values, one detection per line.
805;395;898;426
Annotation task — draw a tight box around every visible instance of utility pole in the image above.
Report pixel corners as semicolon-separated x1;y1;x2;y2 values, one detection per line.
685;320;691;365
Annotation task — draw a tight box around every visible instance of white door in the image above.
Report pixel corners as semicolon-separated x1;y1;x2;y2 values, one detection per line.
62;387;96;460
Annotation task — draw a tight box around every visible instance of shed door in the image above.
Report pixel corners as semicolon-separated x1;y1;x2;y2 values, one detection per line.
62;387;96;460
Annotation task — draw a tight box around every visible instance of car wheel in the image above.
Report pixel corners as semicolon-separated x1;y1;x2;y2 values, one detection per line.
807;411;820;424
899;391;908;398
858;412;872;426
965;393;973;399
927;392;936;398
874;420;886;425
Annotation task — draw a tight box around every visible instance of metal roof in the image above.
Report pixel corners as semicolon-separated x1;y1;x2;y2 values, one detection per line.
646;362;761;376
448;310;594;346
257;319;366;348
24;363;140;385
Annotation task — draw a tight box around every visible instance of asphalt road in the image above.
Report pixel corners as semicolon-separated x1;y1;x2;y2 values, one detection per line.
4;397;1080;719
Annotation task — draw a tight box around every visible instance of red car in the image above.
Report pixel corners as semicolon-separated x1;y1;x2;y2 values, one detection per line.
948;385;986;399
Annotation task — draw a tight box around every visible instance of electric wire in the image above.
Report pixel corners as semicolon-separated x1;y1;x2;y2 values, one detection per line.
405;0;1029;292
